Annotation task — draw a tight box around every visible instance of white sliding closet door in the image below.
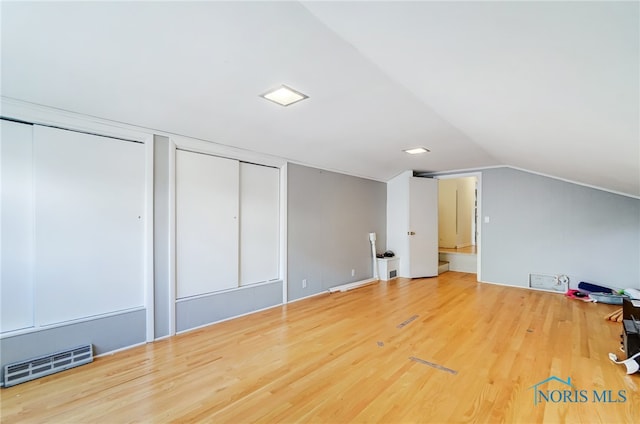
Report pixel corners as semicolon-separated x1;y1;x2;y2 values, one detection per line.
33;125;145;325
176;150;239;298
239;163;279;286
1;120;35;332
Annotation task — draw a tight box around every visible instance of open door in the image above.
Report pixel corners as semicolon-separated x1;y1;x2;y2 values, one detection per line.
387;171;439;278
408;176;439;277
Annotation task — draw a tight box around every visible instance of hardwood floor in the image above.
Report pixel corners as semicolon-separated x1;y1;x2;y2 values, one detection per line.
2;272;638;423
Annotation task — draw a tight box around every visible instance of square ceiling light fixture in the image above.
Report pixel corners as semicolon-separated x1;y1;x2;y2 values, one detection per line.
261;85;309;107
404;147;430;155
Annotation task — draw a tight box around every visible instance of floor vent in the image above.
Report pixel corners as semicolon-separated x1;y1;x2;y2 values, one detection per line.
3;344;93;387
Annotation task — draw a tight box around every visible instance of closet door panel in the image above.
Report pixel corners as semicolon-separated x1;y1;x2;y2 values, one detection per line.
176;150;239;298
1;120;35;332
239;163;279;286
33;125;145;326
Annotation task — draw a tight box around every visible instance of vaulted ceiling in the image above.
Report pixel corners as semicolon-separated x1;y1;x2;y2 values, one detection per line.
2;1;638;196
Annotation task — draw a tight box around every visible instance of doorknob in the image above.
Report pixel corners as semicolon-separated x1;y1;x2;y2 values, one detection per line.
408;231;416;235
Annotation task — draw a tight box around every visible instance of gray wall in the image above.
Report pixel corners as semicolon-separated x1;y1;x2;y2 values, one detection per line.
153;135;171;339
0;309;145;384
176;281;282;332
481;167;640;289
288;164;387;300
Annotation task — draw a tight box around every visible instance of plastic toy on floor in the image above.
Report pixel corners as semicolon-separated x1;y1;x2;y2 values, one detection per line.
608;352;640;374
565;289;593;302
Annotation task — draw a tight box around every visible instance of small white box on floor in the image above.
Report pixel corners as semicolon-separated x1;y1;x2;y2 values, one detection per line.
377;257;399;281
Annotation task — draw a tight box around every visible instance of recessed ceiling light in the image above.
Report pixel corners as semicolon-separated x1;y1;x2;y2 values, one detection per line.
404;147;430;155
261;85;309;107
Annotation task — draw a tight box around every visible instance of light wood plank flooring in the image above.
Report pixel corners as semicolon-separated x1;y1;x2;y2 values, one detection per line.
2;272;638;423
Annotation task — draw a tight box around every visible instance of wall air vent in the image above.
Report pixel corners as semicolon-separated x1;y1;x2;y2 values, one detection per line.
3;344;93;387
529;273;569;293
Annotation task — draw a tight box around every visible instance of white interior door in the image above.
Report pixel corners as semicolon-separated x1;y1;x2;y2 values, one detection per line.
408;177;438;278
34;125;146;325
176;150;239;298
239;163;279;286
1;120;35;332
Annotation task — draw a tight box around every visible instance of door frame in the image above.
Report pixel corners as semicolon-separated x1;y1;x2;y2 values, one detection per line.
434;172;483;281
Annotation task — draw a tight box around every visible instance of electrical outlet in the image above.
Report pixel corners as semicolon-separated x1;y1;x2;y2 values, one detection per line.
351;269;355;277
302;279;307;288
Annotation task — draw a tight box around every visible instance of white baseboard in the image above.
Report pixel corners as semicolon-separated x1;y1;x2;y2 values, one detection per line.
328;278;378;293
478;279;563;294
287;291;329;303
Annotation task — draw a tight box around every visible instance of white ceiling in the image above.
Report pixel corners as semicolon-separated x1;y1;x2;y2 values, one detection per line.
2;1;638;196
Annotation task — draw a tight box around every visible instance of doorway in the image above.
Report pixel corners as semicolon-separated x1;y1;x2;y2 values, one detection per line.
436;173;481;277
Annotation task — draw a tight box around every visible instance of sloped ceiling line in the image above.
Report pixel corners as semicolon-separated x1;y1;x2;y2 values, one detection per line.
1;1;638;196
